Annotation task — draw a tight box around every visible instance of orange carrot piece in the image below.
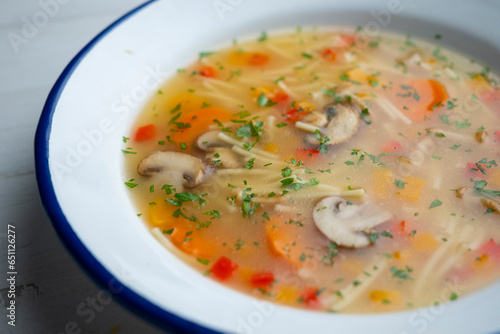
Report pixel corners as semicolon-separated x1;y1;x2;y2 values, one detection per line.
169;225;217;258
171;106;232;145
250;272;275;288
270;91;289;102
381;140;402;153
228;51;270;66
200;66;216;78
391;79;448;121
248;52;270;65
135;124;156;141
427;79;448;110
321;48;337;61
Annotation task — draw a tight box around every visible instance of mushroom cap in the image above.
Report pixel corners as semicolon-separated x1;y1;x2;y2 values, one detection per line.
197;131;230;151
313;196;393;248
137;151;205;188
481;198;500;214
323;102;361;145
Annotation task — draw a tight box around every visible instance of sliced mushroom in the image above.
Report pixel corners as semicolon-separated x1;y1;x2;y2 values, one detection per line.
313;196;393;248
303;100;362;145
197;131;230;151
137;151;205;188
475;130;488;143
481;198;500;214
301;111;328;128
455;186;471;199
322;102;361;145
205;147;240;168
397;51;423;66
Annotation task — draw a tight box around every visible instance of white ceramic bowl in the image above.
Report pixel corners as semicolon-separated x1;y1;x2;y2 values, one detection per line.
35;1;500;333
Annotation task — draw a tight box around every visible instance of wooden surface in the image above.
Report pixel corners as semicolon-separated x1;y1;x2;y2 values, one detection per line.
0;1;168;333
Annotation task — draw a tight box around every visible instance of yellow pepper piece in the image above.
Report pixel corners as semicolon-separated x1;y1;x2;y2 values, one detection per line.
265;143;278;153
411;232;439;251
276;285;301;303
369;290;401;304
397;175;425;201
149;199;178;227
168;93;207;113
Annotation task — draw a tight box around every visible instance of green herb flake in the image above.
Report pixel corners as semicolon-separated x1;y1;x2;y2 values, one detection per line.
302;52;313;59
456;119;471;129
121;149;137;155
163;228;174;235
258;31;268;42
125;179;139;188
429;199;443;209
394;179;406;189
199;51;215;59
257;93;269;108
197;258;210;265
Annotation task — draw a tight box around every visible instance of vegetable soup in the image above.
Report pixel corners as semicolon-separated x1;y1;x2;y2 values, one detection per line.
123;28;500;313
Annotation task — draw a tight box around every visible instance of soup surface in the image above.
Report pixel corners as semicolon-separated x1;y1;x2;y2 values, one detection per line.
123;28;500;313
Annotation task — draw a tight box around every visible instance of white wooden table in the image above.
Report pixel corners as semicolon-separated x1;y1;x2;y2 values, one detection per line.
0;1;167;333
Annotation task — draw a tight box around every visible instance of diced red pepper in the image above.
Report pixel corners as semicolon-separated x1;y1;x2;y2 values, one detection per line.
495;130;500;143
465;162;490;179
481;89;500;106
134;124;156;141
250;272;275;288
211;256;238;281
301;287;320;307
321;48;337;61
200;66;216;78
285;108;307;122
477;239;500;262
339;34;356;48
270;92;289;103
381;140;402;153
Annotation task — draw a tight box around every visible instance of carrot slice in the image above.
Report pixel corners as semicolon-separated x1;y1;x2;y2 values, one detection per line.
250;272;275;288
169;225;217;258
427;80;448;110
135;124;156;141
171;106;232;145
477;239;500;262
391;79;448;121
200;66;216;78
265;220;311;267
228;51;270;66
321;48;337;61
381;140;402;153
